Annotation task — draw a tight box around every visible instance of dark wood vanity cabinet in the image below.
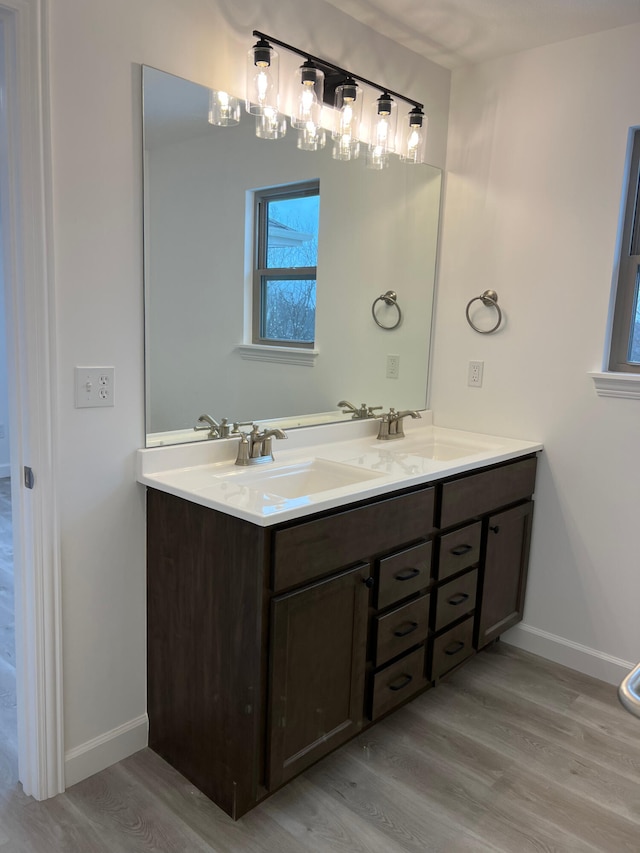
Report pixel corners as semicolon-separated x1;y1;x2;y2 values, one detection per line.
146;453;537;818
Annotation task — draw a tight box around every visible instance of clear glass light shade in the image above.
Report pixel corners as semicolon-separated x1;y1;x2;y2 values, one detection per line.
367;93;397;170
400;109;427;164
208;90;241;126
255;107;288;140
246;40;279;116
297;121;326;151
291;62;324;129
332;78;363;160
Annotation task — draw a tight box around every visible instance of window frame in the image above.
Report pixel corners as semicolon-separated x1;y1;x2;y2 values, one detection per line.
252;181;319;349
609;128;640;374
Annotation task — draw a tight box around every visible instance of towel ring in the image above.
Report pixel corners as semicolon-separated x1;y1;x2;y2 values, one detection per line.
465;289;502;334
372;290;402;330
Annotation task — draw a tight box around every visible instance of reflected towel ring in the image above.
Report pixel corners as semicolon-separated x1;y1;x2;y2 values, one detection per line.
372;290;402;330
465;289;503;334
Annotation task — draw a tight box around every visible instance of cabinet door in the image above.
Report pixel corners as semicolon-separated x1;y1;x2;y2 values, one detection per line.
476;501;533;649
267;563;369;789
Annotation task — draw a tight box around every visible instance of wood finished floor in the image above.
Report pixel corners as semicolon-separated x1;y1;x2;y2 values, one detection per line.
1;496;639;849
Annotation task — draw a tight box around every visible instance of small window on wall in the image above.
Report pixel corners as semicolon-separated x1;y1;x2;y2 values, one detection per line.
253;182;319;348
609;129;640;373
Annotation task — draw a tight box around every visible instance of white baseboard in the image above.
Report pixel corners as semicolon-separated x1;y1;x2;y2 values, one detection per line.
64;714;148;788
503;623;634;686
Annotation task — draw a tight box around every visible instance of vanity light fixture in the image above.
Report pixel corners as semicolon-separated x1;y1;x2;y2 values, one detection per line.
367;92;397;170
241;31;427;166
332;77;362;161
401;107;426;164
208;90;241;126
246;37;279;116
292;60;324;129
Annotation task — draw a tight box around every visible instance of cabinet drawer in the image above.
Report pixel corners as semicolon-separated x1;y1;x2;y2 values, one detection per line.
374;593;430;666
273;488;435;592
370;646;427;720
430;617;474;680
438;522;481;581
440;457;537;529
434;569;477;633
376;541;433;610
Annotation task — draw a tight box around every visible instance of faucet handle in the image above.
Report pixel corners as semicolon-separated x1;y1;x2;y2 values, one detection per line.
232;420;256;435
367;405;383;417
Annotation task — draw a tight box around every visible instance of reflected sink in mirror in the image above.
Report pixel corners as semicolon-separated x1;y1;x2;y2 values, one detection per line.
213;458;383;499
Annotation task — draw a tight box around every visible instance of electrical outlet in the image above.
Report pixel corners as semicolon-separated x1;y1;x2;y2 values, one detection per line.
75;367;115;408
468;360;484;387
386;354;400;379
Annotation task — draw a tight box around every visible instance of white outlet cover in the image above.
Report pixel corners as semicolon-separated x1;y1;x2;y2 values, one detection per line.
75;366;115;408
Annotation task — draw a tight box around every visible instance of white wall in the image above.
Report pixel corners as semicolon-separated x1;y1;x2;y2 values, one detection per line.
0;228;10;477
48;0;450;783
432;23;640;682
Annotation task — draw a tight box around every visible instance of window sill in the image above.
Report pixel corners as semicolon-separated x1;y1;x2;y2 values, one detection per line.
589;371;640;399
236;344;319;366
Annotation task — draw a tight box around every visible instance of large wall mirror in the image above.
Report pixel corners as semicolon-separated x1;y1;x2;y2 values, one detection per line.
143;66;442;447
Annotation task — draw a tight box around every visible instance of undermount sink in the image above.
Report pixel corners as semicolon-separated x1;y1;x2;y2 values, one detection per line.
213;458;382;499
407;441;490;462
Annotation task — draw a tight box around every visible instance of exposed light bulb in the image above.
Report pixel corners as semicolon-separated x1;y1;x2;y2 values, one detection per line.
402;108;426;164
291;61;324;129
333;77;363;160
246;39;279;116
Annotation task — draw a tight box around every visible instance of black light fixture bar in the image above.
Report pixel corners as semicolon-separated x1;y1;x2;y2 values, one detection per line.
252;30;423;111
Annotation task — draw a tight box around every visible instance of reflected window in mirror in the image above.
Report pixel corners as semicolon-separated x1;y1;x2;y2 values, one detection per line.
253;181;319;348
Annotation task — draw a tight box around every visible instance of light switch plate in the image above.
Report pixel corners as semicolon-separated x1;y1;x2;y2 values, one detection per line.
75;367;115;408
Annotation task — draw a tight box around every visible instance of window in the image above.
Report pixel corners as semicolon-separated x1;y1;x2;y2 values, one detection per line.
609;129;640;373
253;182;319;348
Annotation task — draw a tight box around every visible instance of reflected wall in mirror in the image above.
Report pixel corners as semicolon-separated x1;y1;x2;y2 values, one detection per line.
143;66;442;447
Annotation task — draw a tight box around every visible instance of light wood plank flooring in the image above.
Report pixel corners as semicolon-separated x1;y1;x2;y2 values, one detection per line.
1;630;638;851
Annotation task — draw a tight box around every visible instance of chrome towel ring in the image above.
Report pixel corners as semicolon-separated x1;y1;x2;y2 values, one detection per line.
465;289;503;334
372;290;402;330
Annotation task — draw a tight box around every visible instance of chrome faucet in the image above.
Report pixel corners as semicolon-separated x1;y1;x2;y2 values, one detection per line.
193;414;231;439
376;408;422;441
337;400;383;420
233;423;288;466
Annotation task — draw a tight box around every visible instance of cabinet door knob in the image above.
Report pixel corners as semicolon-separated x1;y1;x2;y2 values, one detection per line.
363;576;375;589
489;525;500;534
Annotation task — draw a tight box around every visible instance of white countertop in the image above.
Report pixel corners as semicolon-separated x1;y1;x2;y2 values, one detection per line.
136;416;543;527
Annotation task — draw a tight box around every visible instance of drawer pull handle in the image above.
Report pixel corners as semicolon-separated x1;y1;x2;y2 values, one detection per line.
444;640;465;656
450;544;473;556
393;621;419;638
489;525;500;534
394;567;420;582
389;673;413;692
448;592;470;607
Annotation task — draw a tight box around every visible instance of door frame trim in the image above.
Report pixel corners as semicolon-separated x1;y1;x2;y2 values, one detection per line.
0;0;64;799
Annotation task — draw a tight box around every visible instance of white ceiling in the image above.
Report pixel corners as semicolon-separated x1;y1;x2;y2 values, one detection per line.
320;0;640;68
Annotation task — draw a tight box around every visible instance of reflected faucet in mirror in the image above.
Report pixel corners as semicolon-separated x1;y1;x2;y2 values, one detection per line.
234;423;288;466
376;408;421;441
338;400;383;419
193;414;232;439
